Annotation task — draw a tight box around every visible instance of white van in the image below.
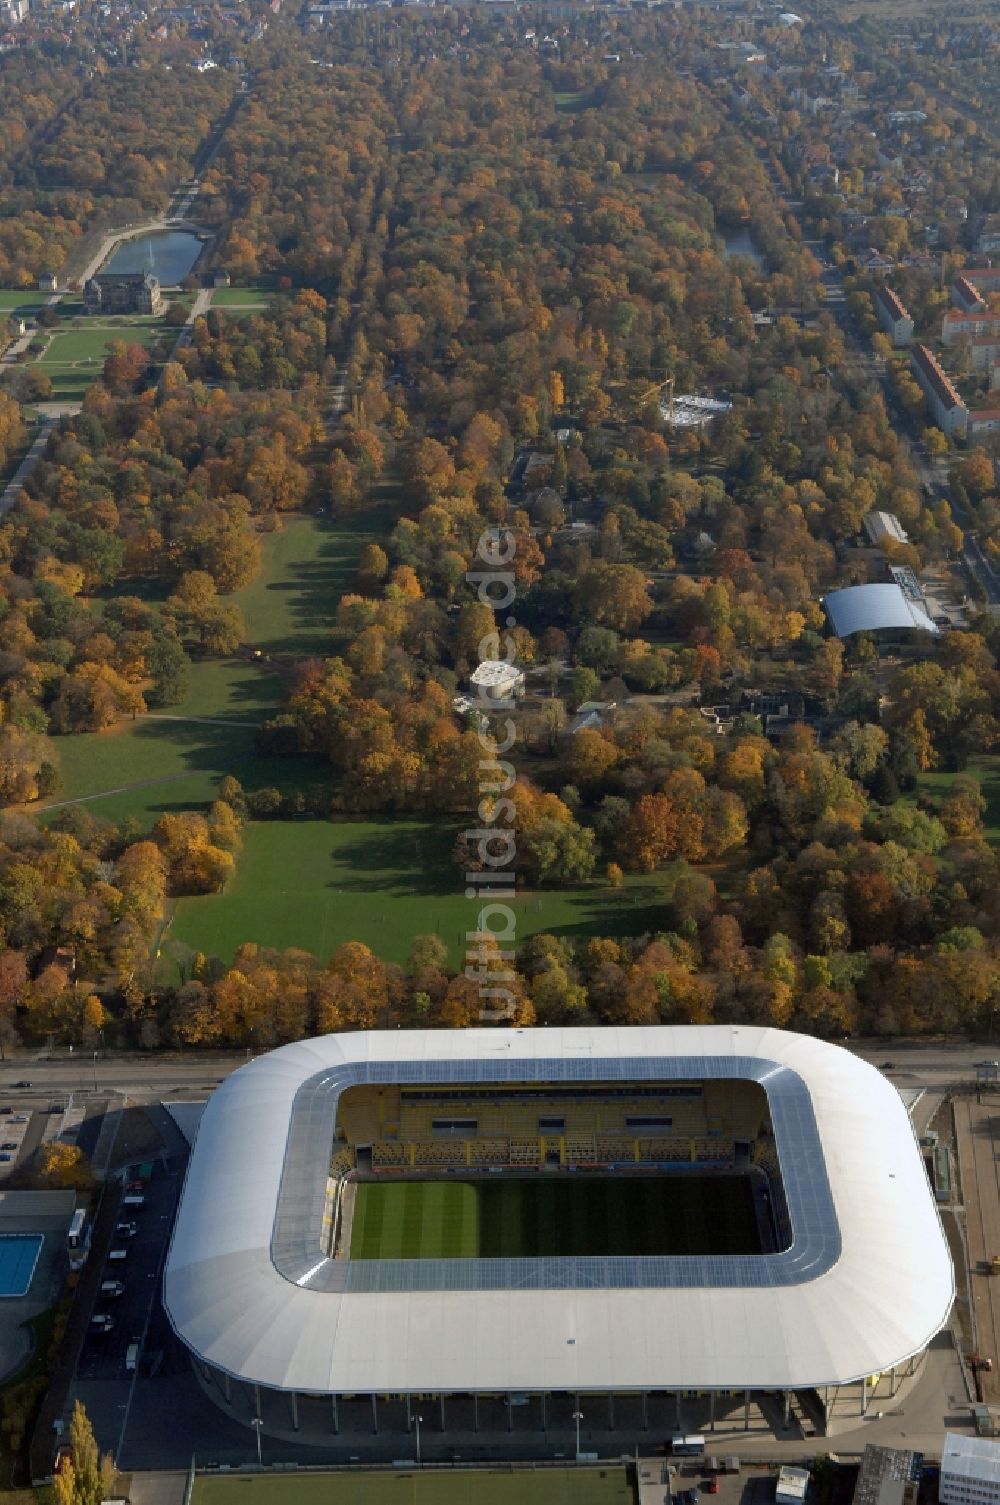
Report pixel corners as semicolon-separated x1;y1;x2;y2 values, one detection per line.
107;1248;128;1263
125;1343;139;1373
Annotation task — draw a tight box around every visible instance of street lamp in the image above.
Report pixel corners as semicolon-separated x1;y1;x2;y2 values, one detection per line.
415;1412;423;1466
250;1416;263;1469
92;1051;98;1094
573;1409;584;1461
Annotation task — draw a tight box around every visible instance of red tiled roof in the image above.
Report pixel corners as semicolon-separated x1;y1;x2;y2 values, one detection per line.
876;285;910;322
911;344;963;411
954;274;985;309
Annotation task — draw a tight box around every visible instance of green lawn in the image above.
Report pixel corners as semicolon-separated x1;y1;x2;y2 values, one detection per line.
351;1176;759;1260
210;287;273;308
0;291;43;311
166;818;673;968
917;754;1000;843
232;513;382;657
32;512;379;827
35;659;300;829
36;323;165;364
192;1467;633;1505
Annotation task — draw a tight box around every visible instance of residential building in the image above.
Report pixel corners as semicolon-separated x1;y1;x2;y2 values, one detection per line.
37;273;57;293
969;408;1000;437
963;267;1000;295
977;217;1000;255
970;336;1000;372
940;1434;1000;1505
941;308;1000;346
953;275;986;312
863;511;908;548
910;344;968;437
858;248;895;273
875;286;913;346
83;272;162;316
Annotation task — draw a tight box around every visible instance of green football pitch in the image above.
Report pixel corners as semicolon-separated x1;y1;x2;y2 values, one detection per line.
192;1466;634;1504
349;1175;760;1260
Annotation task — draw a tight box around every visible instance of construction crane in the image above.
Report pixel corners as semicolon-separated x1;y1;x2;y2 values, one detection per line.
635;375;675;421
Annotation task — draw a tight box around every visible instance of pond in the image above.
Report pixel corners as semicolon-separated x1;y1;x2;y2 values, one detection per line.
722;227;765;267
102;230;206;285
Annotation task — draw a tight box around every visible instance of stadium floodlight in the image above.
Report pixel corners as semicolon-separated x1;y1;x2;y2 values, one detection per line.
250;1416;262;1468
573;1409;584;1460
415;1413;423;1466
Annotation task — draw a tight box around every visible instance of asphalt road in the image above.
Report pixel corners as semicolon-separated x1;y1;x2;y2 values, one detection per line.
0;1040;993;1110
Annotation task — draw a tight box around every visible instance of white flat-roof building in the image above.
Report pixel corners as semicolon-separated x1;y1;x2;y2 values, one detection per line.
163;1026;953;1442
941;1435;1000;1505
777;1467;811;1505
469;660;524;700
863;511;909;548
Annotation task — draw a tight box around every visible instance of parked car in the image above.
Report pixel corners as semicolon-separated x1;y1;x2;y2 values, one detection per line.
11;1115;26;1123
0;1107;12;1116
705;1482;720;1495
13;1080;30;1088
48;1103;64;1113
0;1142;17;1152
0;1153;13;1163
879;1061;895;1070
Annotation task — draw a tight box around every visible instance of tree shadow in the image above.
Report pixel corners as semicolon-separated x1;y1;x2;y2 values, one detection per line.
321;821;456;898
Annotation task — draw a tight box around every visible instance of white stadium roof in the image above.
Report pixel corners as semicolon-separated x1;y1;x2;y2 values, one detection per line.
824;583;939;638
163;1026;953;1397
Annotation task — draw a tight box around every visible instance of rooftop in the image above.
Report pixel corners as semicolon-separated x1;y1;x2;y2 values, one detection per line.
163;1026;953;1398
824;583;939;638
876;286;910;322
942;1434;1000;1483
911;343;965;412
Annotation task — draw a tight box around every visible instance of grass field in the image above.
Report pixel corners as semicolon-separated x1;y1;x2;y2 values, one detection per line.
232;513;381;657
210;287;273;308
36;323;165;364
192;1467;633;1505
34;513;376;830
350;1176;760;1260
917;754;1000;844
166;818;675;966
0;290;44;307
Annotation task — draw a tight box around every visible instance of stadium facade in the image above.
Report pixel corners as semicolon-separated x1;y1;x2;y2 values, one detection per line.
163;1026;953;1438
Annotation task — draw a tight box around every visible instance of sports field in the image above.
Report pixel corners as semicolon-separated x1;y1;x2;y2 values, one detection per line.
349;1175;760;1260
192;1467;633;1505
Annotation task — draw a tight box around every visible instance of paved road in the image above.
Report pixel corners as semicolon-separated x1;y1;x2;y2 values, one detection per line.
0;1039;991;1110
0;417;56;517
764;155;997;608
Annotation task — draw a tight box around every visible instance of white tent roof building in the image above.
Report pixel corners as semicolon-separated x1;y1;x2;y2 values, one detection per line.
164;1026;952;1409
823;582;939;638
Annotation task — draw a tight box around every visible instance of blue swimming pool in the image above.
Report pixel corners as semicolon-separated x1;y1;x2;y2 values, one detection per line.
0;1234;42;1297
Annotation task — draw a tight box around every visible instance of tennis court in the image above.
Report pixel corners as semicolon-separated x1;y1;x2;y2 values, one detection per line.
350;1176;760;1260
193;1466;634;1504
0;1234;43;1296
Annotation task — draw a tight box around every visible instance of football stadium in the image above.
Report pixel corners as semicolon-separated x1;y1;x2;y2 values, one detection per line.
163;1026;954;1445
